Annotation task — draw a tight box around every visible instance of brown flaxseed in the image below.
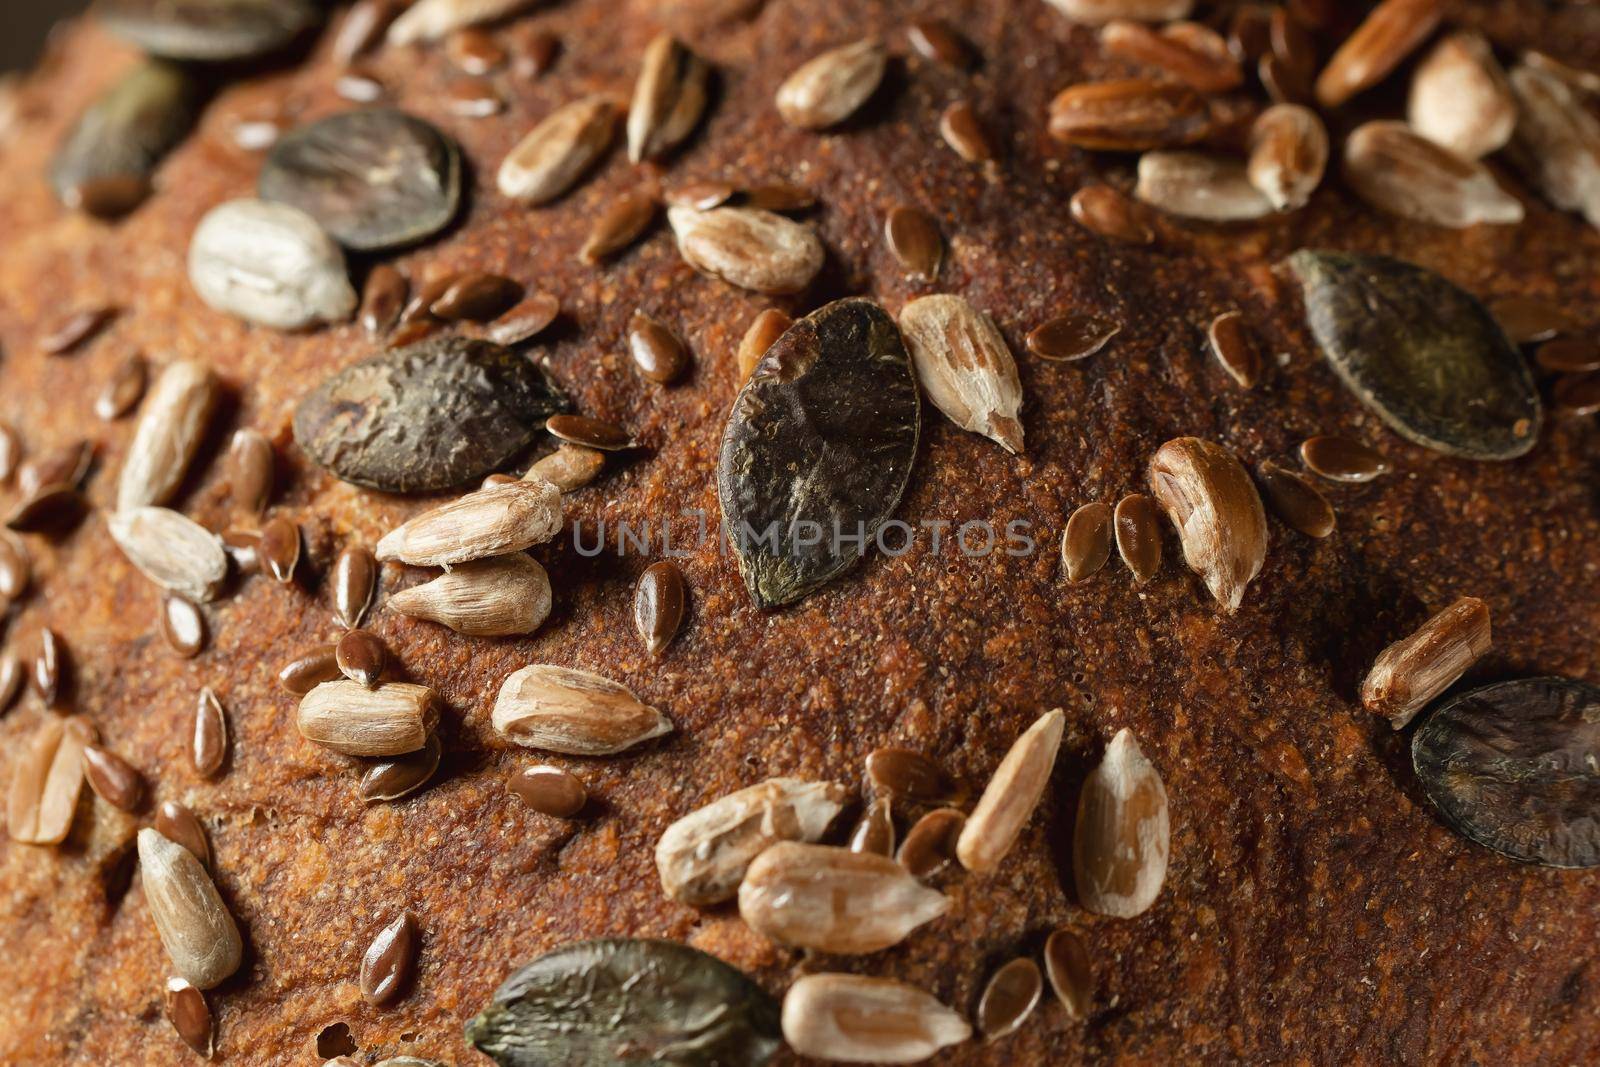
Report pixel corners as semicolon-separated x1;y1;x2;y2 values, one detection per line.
0;529;27;601
736;309;794;380
580;192;658;264
0;424;17;484
866;747;959;805
977;958;1043;1039
525;443;604;492
32;628;63;707
508;764;588;818
431;272;522;322
1113;493;1163;582
360;912;418;1005
7;486;84;533
907;19;974;69
95;352;148;420
849;796;895;857
1044;928;1093;1020
1314;0;1447;108
332;544;378;629
1257;461;1335;538
1489;296;1575;345
883;205;943;280
164;977;213;1058
1101;20;1242;93
447;27;506;75
1300;435;1390;482
155;800;209;867
159;594;205;658
1027;313;1121;362
19;439;92;497
279;646;340;695
1062;503;1113;583
1070;184;1154;244
484;293;561;345
258;516;301;583
627;312;690;384
938;101;995;162
82;744;143;812
0;651;22;715
41;306;116;355
337;629;387;688
667;180;737;210
360;264;408;338
445;80;504;117
508;25;558;77
227;428;274;517
1536;338;1600;374
896;807;964;879
360;733;442;803
634;560;686;656
741;183;816;213
546;414;633;451
191;688;227;778
1208;310;1260;388
1554;373;1600;415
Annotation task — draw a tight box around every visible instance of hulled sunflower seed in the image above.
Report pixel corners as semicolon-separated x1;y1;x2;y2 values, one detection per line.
165;977;213;1058
1043;0;1193;23
375;480;562;567
117;359;218;512
781;974;971;1063
507;764;587;817
899;294;1024;454
296;680;438;756
1101;20;1242;93
387;0;538;45
81;744;144;812
738;842;949;953
8;717;93;844
1062;503;1112;583
656;777;850;905
896;807;964;879
628;34;710;162
107;508;228;603
1408;32;1515;160
497;95;617;205
978;958;1042;1039
1361;596;1491;729
1070;184;1155;244
1073;727;1170;918
332;544;378;629
492;665;672;755
1257;462;1335;538
1044;929;1093;1019
667;205;824;295
360;911;418;1005
1135;150;1274;221
1246;103;1327;211
137;827;243;989
155;800;209;867
1313;0;1445;108
388;553;552;636
633;560;686;656
849;796;895;857
775;39;886;130
1208;310;1259;387
1507;64;1600;229
884;205;943;280
1114;493;1162;582
1148;437;1268;613
735;309;793;380
361;734;442;803
188;199;357;329
279;646;340;695
191;687;227;778
96;352;149;421
1048;79;1208;151
1342;121;1523;227
956;708;1065;873
525;444;604;492
580;192;658;264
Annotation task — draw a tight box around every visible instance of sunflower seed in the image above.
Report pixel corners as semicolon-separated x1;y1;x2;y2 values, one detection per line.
1061;503;1112;584
137;827;243;989
8;717;93;844
508;764;587;818
50;60;196;217
361;265;408;339
259;109;461;252
775;39;886;129
164;977;213;1058
656;778;849;906
1208;310;1259;387
1342;121;1522;227
1148;437;1267;612
1135;150;1274;221
849;796;895;857
580;192;658;263
376;481;561;568
257;517;300;584
337;629;387;689
896;807;964;879
1507;63;1600;229
492;665;672;755
721;299;920;607
155;800;209;867
1536;338;1600;373
1408;32;1515;160
387;0;538;44
189;198;356;329
1069;184;1154;244
1314;0;1445;108
0;529;29;601
1285;251;1541;459
1074;727;1169;917
1257;462;1335;538
628;34;711;162
191;687;227;778
466;939;781;1066
388;553;552;637
361;733;442;803
32;629;64;707
1048;80;1208;151
298;680;437;756
41;307;117;355
1555;373;1600;415
956;708;1064;873
96;353;148;421
485;294;561;345
899;294;1024;454
332;0;401;64
1044;929;1093;1020
978;958;1042;1039
781;974;970;1064
667;206;824;295
1101;19;1242;93
736;309;793;381
1246;103;1327;211
1413;677;1600;867
939;101;995;162
634;561;685;656
81;744;144;812
865;747;959;805
361;911;418;1005
739;842;948;953
525;443;604;492
884;205;942;280
1362;597;1491;729
99;0;319;60
117;359;218;512
1111;493;1162;581
628;312;689;384
907;19;973;68
497;95;617;205
546;414;632;451
108;508;227;603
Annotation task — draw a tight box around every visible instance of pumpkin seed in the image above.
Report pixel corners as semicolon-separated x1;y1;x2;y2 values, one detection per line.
781;974;969;1064
466;939;781;1067
628;34;711;163
188;198;357;329
719;299;920;608
96;0;320;61
52;60;195;217
1285;250;1540;460
260;109;461;252
294;335;568;493
360;734;442;803
1413;677;1600;867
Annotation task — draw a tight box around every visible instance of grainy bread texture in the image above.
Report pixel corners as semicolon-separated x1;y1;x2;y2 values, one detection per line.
0;1;1599;1064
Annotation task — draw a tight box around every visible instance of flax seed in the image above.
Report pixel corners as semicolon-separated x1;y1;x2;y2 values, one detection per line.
1208;310;1259;387
1536;338;1600;374
1044;928;1093;1019
360;733;442;803
41;306;116;355
634;560;686;655
628;312;689;384
1257;461;1335;538
337;629;387;688
546;414;633;451
977;958;1042;1039
1300;435;1390;482
95;352;148;420
159;594;205;658
581;192;658;263
866;747;959;805
1070;184;1154;244
258;517;301;583
896;807;964;878
164;977;213;1058
736;309;793;380
884;205;943;280
508;764;588;817
939;101;995;162
82;744;143;811
1114;493;1163;581
1062;503;1113;583
156;800;209;867
361;264;408;338
32;628;63;707
332;544;378;629
360;912;418;1004
849;796;895;856
907;19;974;69
277;646;341;695
192;688;227;778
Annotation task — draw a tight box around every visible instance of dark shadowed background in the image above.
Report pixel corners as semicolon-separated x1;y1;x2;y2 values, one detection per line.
2;2;89;72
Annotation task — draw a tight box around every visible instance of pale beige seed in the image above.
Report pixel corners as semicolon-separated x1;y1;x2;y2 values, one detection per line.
375;479;561;567
1408;32;1515;160
956;709;1065;874
497;96;617;205
775;39;887;130
524;444;604;492
899;295;1025;455
1247;103;1328;211
1342;121;1523;228
1073;727;1169;918
666;206;824;295
296;680;438;756
656;778;849;905
1314;0;1446;108
387;0;538;44
387;553;552;637
627;33;710;163
137;827;243;989
1361;597;1491;729
1135;151;1274;221
8;717;94;845
1061;504;1112;583
1148;437;1268;614
1507;64;1600;229
107;507;228;604
492;664;672;755
781;974;971;1064
1043;0;1193;24
738;842;950;954
736;309;793;380
116;360;218;512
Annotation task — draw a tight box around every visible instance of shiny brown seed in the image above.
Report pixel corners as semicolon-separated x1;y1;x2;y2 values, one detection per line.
159;594;205;658
1257;462;1335;538
82;744;143;811
581;192;658;264
634;560;686;656
1114;493;1162;582
1314;0;1445;108
432;273;522;322
1270;8;1317;87
332;545;378;629
0;651;23;715
1070;184;1154;244
360;264;408;338
1300;435;1390;482
337;629;387;688
485;294;561;346
884;205;943;280
0;424;17;484
1208;310;1259;388
6;486;85;533
1048;79;1209;151
508;764;588;817
865;747;959;805
1044;929;1093;1020
0;529;28;600
1361;596;1491;729
628;312;690;384
1027;313;1121;362
938;101;995;162
448;27;506;74
1489;296;1575;345
192;688;227;778
258;517;301;583
221;528;261;575
1101;20;1243;93
907;18;974;68
32;628;63;706
849;796;895;856
19;439;93;497
1227;5;1272;62
41;306;116;355
667;181;736;210
164;977;213;1058
277;646;341;695
546;414;632;451
509;25;558;77
1062;503;1113;583
335;68;385;103
402;273;458;325
1554;373;1600;416
525;443;604;492
360;911;418;1005
741;183;816;213
896;807;964;878
71;176;152;218
445;79;504;118
977;958;1043;1039
736;309;794;381
95;352;148;420
360;733;442;803
1536;338;1600;374
156;800;209;867
227;429;274;517
388;319;440;348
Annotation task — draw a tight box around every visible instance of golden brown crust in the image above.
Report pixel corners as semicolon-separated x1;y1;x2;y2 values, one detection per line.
0;2;1598;1064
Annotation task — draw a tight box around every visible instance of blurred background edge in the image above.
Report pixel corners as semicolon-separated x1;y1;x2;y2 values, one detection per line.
2;2;91;74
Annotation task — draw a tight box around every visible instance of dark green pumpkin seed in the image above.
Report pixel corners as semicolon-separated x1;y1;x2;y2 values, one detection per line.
259;108;461;252
1285;251;1541;460
50;61;197;218
465;938;781;1067
1413;677;1600;868
718;298;920;608
294;335;568;493
96;0;321;61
